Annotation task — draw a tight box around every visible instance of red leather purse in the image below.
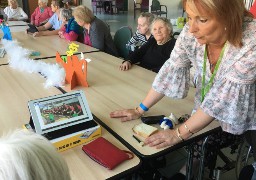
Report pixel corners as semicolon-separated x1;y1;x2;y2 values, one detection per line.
82;137;134;170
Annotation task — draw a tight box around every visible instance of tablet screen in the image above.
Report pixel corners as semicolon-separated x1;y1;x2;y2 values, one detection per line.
28;90;93;134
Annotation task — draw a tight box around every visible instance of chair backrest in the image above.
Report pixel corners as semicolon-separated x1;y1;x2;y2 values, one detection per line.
151;0;160;11
173;32;180;39
114;26;133;59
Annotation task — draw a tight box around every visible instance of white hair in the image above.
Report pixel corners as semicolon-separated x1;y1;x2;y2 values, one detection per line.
0;129;71;180
39;0;49;4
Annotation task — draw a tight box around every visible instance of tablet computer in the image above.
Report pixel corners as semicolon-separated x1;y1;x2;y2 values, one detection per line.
27;24;38;33
28;90;94;136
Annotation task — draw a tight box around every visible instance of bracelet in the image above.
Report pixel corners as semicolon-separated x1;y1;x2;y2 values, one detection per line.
176;127;184;142
135;107;144;117
184;123;194;135
139;103;149;111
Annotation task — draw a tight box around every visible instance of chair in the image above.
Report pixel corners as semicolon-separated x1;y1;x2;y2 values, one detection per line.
150;0;167;18
134;0;149;19
92;0;103;14
113;26;133;59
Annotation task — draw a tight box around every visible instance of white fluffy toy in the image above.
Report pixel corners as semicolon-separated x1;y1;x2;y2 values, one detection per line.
2;39;65;88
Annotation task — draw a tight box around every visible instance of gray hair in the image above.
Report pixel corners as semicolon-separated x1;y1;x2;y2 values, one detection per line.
8;0;17;4
60;8;72;21
151;17;173;35
39;0;48;4
0;129;71;180
139;12;155;25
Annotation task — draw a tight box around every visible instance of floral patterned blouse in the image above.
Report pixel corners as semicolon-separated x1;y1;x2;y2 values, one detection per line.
152;17;256;135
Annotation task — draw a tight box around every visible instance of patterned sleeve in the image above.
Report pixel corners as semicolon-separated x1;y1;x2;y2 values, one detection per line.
201;44;256;134
152;25;192;99
126;31;139;50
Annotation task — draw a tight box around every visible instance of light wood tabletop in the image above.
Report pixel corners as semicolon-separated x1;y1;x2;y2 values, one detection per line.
0;65;141;180
0;21;29;32
43;52;220;158
0;32;99;62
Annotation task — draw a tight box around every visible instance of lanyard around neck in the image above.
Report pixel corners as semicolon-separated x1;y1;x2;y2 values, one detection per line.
201;42;227;102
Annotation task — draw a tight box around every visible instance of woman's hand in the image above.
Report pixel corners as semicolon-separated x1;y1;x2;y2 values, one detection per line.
110;109;141;122
33;31;42;37
119;61;131;71
58;31;64;38
144;129;181;149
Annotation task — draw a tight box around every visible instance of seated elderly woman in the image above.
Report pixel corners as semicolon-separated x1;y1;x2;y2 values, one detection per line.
32;0;64;37
73;5;118;57
4;0;28;21
0;129;71;180
126;12;154;53
30;0;54;26
58;8;83;41
120;17;176;73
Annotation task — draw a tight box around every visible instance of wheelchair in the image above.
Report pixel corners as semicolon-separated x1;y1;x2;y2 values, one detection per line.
196;130;255;180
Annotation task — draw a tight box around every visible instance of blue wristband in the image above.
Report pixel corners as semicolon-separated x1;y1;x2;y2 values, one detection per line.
139;103;149;111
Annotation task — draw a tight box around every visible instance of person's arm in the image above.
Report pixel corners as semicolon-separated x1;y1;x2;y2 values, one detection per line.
120;38;153;71
63;31;78;41
90;27;105;51
17;7;28;20
110;88;165;121
33;29;59;37
3;7;10;19
128;37;154;64
30;8;37;24
36;21;52;31
126;31;139;51
144;108;214;148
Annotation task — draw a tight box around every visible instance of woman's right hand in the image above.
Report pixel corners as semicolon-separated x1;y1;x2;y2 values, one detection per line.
110;109;142;122
119;61;131;71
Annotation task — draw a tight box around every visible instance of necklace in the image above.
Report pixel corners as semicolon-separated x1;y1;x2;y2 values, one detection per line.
207;45;221;73
201;42;227;102
157;37;171;45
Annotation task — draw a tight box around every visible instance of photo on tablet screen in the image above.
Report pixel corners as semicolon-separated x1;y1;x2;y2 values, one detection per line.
28;90;93;134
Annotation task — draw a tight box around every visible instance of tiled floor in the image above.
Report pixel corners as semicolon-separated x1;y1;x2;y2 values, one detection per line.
96;12;250;180
96;11;138;37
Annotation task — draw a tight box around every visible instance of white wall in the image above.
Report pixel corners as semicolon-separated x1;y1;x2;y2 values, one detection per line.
82;0;92;10
158;0;184;18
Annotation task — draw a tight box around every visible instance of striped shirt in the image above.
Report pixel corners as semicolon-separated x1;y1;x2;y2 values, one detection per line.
126;30;152;52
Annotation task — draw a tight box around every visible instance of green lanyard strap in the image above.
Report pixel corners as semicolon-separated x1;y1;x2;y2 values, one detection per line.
201;43;227;102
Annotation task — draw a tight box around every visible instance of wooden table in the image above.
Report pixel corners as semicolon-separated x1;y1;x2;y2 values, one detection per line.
12;32;99;57
0;65;141;180
0;21;29;33
0;32;99;65
43;52;220;158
